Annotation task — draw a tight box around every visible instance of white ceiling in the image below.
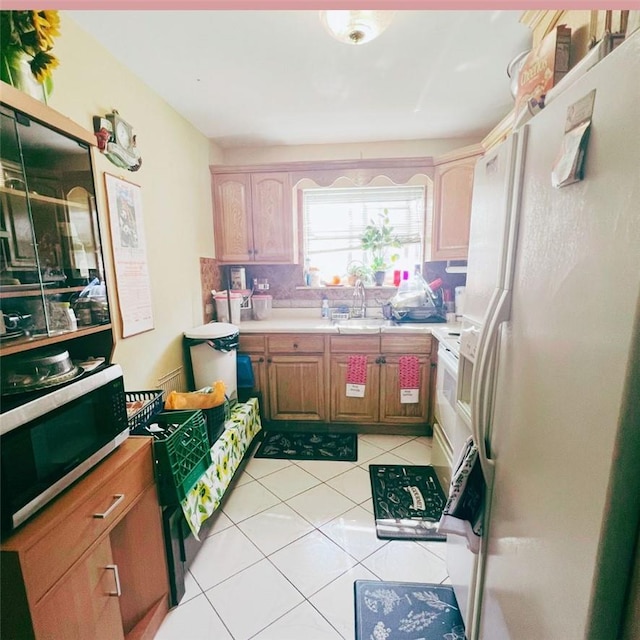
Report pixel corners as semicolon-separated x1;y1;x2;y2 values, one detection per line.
69;10;532;149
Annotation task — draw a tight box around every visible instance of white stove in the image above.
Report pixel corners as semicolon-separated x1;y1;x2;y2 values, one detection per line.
432;331;462;491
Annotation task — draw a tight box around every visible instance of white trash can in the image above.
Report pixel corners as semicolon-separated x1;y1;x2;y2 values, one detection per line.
183;322;239;400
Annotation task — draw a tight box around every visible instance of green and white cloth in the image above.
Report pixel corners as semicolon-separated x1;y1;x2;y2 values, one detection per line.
180;398;262;538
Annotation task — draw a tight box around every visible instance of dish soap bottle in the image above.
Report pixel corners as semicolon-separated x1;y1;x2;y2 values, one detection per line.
321;297;330;319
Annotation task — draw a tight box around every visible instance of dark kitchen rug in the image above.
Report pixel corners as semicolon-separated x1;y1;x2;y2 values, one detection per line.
369;464;447;541
354;580;465;640
254;431;357;461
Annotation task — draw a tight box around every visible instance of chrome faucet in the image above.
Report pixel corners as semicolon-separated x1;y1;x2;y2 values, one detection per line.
352;279;366;318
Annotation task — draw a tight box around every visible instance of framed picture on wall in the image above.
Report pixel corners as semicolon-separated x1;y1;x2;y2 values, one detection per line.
104;173;154;338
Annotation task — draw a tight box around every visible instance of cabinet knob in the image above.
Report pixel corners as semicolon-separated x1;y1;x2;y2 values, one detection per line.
267;357;272;363
293;343;298;349
258;357;264;363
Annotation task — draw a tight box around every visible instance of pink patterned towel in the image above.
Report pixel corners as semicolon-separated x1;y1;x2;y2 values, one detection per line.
399;355;420;389
346;355;368;385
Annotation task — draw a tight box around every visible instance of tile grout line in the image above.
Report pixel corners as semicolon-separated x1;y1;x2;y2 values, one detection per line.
162;433;443;639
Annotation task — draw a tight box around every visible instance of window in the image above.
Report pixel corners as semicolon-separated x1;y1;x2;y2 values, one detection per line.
303;184;426;282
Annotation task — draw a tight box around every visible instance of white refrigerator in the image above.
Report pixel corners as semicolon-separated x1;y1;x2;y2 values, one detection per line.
451;32;640;640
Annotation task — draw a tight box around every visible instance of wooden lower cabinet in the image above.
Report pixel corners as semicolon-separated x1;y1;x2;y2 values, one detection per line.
32;537;125;640
379;355;432;424
330;355;380;423
330;334;433;426
0;438;169;640
240;332;434;428
268;355;326;421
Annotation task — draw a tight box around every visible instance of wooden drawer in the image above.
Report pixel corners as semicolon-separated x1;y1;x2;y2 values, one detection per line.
15;439;154;604
329;335;380;354
267;334;325;354
239;334;266;353
381;334;433;355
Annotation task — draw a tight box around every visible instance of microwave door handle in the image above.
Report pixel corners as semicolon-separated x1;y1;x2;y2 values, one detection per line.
93;493;125;519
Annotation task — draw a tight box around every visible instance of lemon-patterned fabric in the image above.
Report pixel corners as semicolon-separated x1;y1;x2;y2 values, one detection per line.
180;398;262;538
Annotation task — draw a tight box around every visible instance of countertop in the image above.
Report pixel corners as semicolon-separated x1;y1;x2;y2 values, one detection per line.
236;308;462;337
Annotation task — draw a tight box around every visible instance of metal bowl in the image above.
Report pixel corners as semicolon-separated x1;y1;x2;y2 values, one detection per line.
2;349;84;394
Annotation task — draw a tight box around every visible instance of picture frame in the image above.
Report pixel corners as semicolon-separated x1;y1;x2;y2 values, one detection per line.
104;173;154;338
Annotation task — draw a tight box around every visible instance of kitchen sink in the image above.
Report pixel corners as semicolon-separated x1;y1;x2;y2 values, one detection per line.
334;318;395;334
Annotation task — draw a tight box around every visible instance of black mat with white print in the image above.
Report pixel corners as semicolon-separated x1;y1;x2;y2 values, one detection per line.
369;464;447;541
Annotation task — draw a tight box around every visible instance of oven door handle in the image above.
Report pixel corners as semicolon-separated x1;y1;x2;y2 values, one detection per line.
437;346;459;375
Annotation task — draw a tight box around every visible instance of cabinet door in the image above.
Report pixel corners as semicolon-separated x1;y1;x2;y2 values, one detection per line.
330;355;380;424
213;173;253;262
32;537;125;640
268;355;325;421
432;157;478;260
250;172;295;263
379;355;431;425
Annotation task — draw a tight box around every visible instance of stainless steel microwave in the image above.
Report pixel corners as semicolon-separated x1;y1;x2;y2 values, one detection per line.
1;364;129;535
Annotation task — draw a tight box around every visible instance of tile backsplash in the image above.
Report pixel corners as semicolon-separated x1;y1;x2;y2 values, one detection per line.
200;260;466;320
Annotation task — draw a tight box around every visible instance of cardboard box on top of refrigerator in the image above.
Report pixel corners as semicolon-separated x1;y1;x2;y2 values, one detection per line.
515;25;572;119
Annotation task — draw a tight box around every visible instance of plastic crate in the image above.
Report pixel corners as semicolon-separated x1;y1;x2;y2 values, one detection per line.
149;410;212;505
125;390;164;433
201;399;230;445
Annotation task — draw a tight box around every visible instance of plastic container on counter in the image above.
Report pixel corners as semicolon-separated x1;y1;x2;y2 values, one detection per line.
251;294;272;320
213;291;242;324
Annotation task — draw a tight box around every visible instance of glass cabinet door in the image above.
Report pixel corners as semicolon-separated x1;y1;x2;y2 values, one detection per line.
0;105;110;345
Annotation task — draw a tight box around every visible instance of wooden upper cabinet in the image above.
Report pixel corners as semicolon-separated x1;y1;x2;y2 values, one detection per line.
251;172;294;262
213;173;253;263
432;148;482;261
213;171;296;263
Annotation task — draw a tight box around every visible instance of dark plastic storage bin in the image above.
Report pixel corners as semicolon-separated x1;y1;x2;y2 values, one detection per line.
125;390;164;433
146;410;211;505
236;354;255;388
200;399;230;446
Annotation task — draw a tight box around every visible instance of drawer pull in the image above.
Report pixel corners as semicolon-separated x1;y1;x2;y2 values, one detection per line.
106;564;122;597
293;343;298;349
93;493;125;519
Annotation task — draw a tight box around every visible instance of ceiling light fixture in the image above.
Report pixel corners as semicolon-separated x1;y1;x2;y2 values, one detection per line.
319;10;396;45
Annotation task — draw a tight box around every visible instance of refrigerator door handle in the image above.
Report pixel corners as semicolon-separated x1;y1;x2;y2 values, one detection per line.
471;288;512;486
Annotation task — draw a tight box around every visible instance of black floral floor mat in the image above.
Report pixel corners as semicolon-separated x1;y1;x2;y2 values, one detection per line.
254;431;357;461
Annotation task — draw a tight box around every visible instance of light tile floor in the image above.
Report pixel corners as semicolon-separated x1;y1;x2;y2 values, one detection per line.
154;433;450;640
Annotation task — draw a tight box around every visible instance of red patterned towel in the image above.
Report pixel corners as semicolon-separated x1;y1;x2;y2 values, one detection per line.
399;355;420;389
346;355;368;385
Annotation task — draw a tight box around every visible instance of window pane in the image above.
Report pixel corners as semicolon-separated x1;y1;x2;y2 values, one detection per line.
303;185;425;279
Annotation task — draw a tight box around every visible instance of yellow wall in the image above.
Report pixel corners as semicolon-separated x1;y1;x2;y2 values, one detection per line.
48;14;217;390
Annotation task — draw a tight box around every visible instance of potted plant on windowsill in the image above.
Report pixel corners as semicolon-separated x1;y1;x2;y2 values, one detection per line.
361;211;400;286
346;260;373;286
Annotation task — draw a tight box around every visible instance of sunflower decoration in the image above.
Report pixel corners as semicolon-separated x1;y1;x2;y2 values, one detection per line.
0;10;61;91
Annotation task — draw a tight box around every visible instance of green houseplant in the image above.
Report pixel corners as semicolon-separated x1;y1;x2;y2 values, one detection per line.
346;260;373;286
360;211;400;285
